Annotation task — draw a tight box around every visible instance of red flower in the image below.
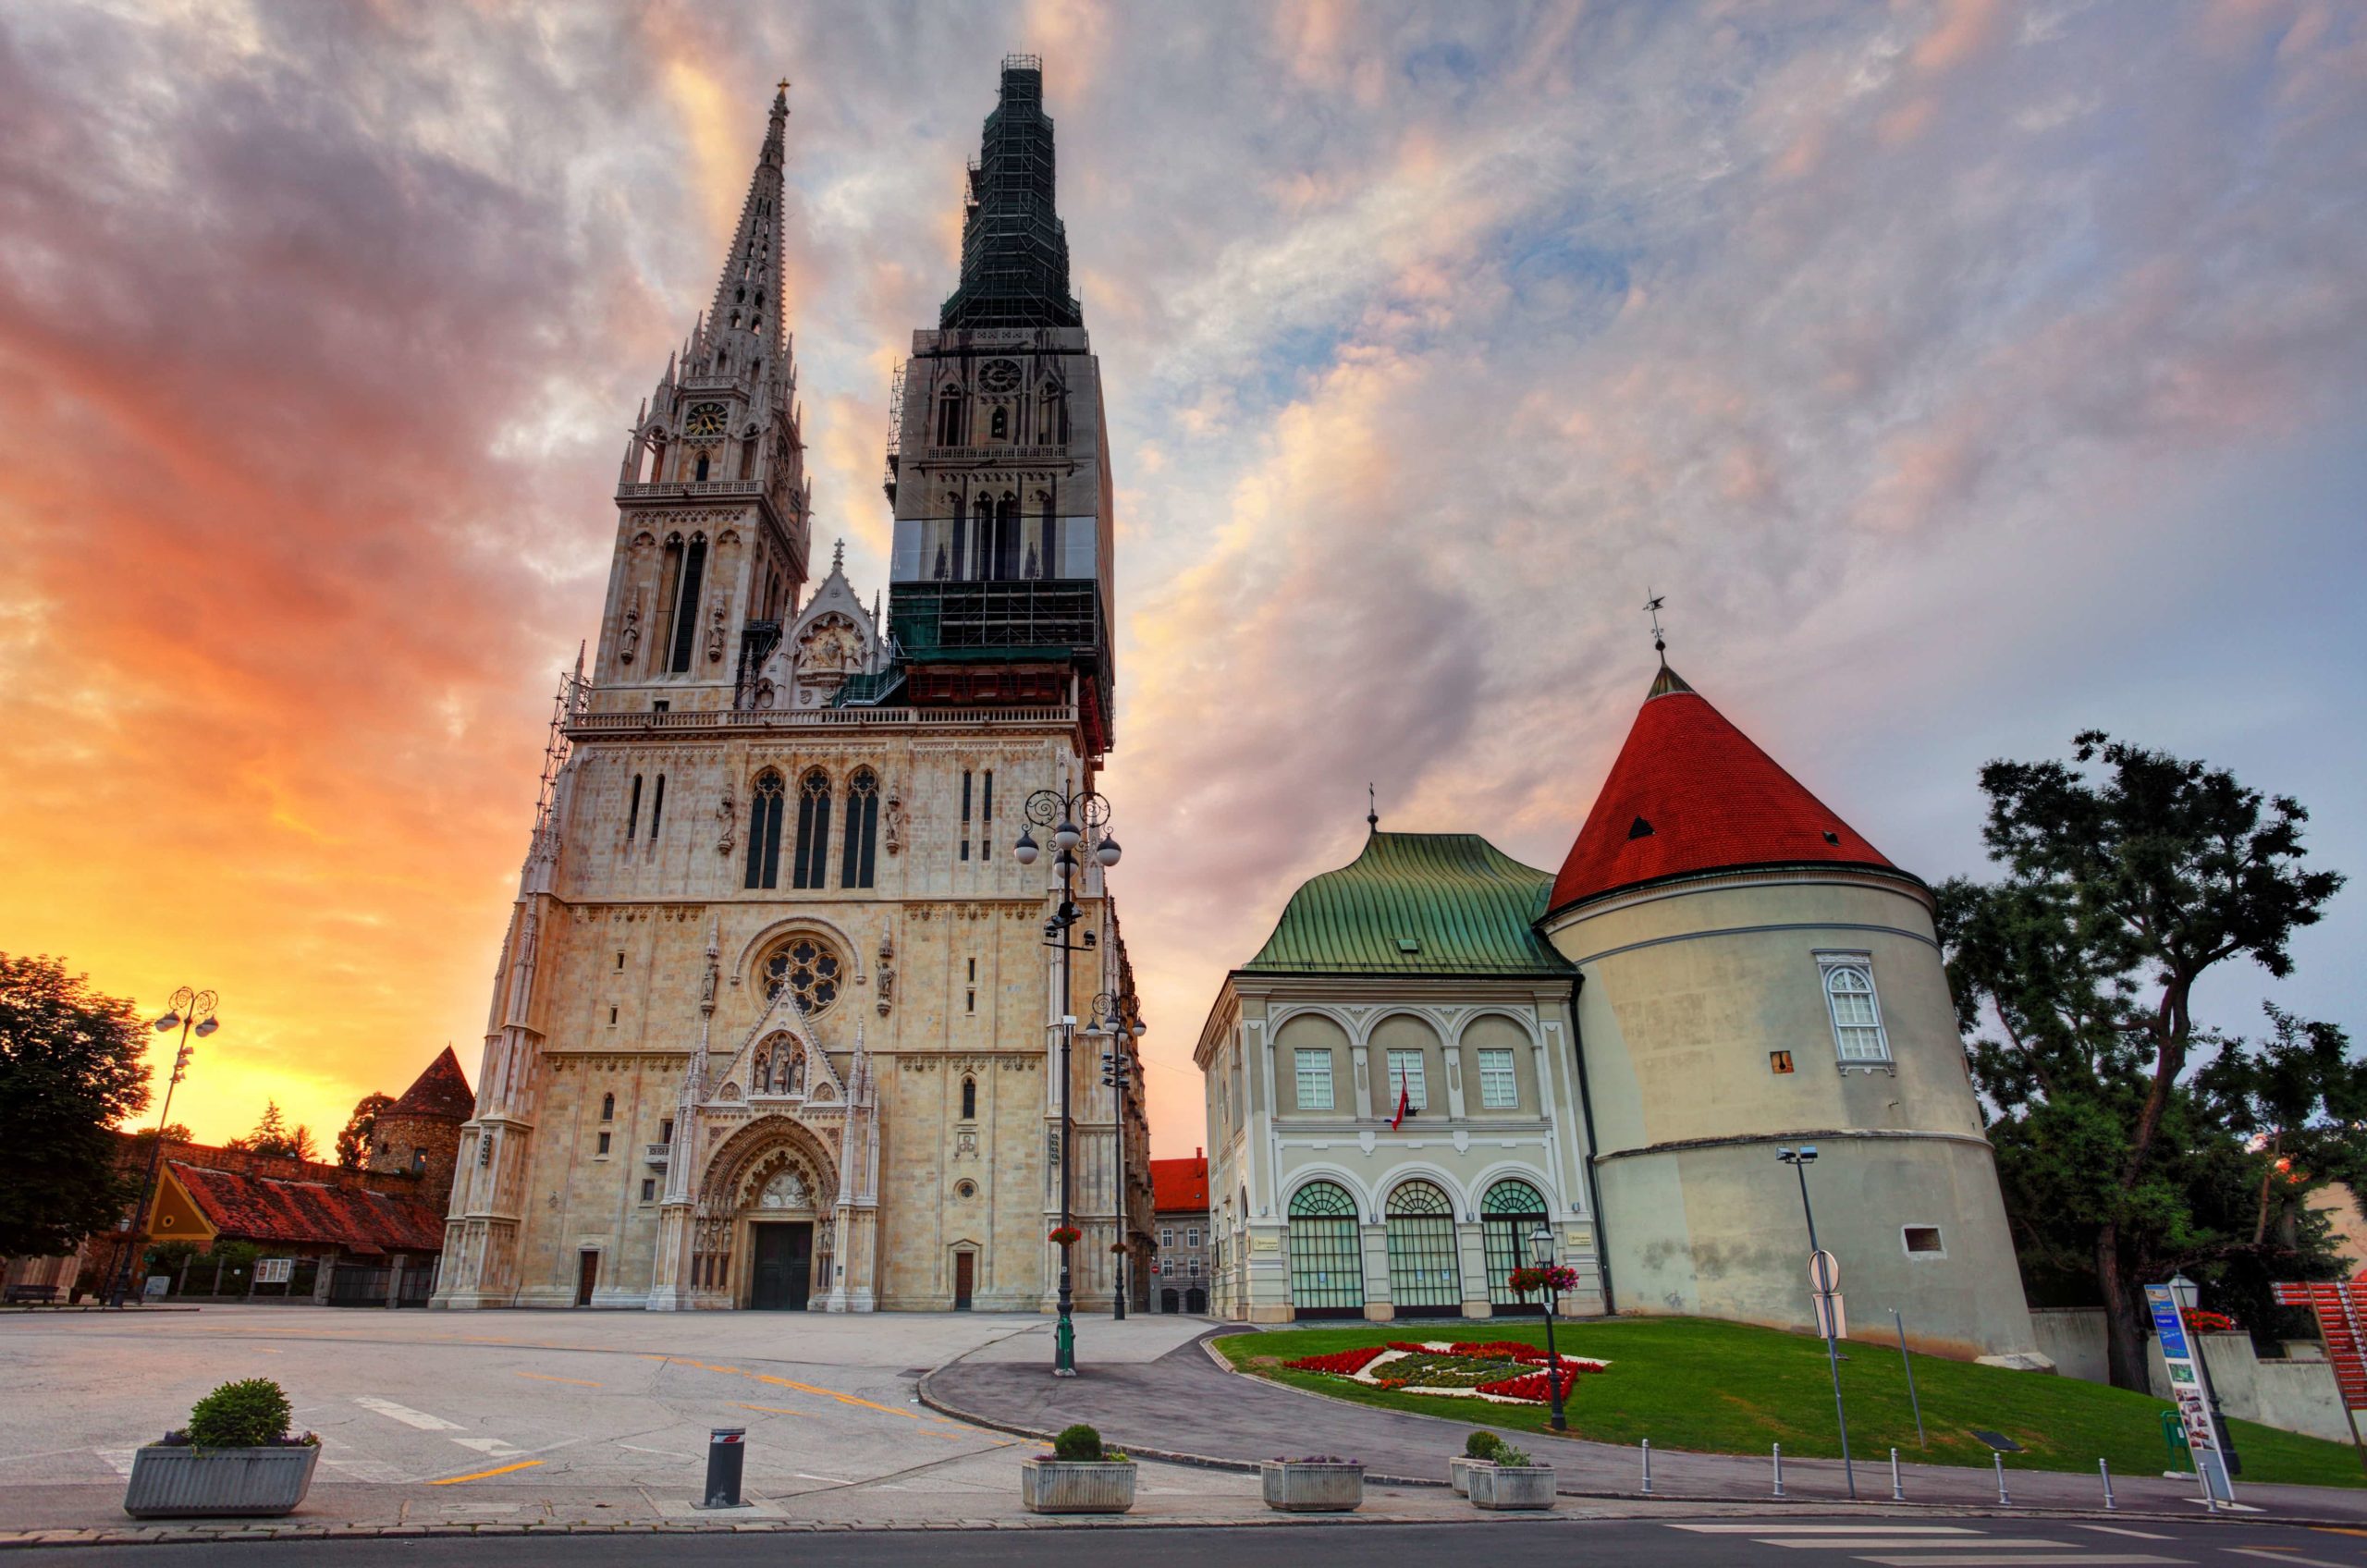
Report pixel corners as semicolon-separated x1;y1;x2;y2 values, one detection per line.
1048;1226;1082;1247
1283;1346;1391;1376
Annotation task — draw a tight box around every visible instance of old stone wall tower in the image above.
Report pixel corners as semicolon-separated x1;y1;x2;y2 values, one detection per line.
434;59;1149;1313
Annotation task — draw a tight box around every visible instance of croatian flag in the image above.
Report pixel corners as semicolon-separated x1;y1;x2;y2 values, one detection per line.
1391;1076;1411;1131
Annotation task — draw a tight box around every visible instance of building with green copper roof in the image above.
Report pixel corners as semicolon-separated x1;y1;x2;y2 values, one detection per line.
1241;832;1574;977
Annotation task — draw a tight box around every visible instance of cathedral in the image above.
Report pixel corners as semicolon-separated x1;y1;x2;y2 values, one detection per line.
433;58;1150;1312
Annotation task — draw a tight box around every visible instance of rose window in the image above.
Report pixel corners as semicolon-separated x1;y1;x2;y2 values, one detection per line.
763;937;842;1015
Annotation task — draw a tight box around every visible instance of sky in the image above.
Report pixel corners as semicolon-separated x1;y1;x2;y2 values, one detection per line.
1;0;2361;1163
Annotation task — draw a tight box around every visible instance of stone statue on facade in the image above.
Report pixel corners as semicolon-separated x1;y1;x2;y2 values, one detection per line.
619;601;641;663
705;603;727;662
717;791;735;857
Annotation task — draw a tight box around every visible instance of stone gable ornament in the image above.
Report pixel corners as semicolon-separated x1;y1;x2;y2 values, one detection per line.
759;1169;810;1209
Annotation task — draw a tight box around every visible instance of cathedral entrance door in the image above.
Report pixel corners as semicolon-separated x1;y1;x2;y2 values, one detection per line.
953;1252;975;1311
750;1223;813;1311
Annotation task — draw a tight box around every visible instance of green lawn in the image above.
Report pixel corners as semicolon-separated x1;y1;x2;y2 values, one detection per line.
1216;1317;2367;1488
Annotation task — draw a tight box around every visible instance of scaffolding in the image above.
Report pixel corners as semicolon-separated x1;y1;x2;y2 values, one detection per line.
938;55;1083;331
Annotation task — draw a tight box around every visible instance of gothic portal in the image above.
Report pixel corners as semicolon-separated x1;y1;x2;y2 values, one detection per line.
432;60;1152;1313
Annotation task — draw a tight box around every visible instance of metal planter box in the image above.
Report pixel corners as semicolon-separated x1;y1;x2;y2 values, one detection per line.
1449;1455;1492;1496
1019;1458;1136;1514
124;1444;321;1518
1467;1462;1556;1511
1262;1460;1363;1513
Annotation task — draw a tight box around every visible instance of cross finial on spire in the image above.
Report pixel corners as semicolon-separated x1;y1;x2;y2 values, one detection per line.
1644;590;1669;667
1367;783;1380;836
832;537;845;573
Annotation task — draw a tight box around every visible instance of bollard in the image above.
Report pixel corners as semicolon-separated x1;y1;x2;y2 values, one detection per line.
1772;1442;1785;1500
701;1427;749;1511
2099;1457;2116;1512
1640;1438;1653;1496
1993;1451;2011;1506
1890;1447;1904;1502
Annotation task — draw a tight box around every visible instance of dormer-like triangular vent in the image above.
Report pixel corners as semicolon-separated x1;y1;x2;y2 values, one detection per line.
1627;815;1655;840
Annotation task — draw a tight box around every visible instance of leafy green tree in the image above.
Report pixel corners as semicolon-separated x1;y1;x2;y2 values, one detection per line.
228;1100;317;1163
0;954;151;1256
336;1092;395;1170
1941;731;2346;1391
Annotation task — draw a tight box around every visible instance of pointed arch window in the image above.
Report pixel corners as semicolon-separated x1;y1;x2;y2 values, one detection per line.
649;773;666;840
626;775;643;841
600;1093;615;1122
668;537;706;673
937;386;963;447
693;451;710;482
840;768;879;888
744;770;785;889
960;1076;977;1121
989;404;1008;441
791;768;832;890
949;493;967;581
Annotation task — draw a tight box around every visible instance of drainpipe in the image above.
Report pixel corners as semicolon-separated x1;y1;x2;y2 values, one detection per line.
1566;974;1616;1317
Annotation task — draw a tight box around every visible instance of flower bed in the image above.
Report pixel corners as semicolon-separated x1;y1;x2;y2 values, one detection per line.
1283;1341;1609;1404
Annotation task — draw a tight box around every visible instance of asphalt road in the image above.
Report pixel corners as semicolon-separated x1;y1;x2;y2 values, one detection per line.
14;1516;2367;1566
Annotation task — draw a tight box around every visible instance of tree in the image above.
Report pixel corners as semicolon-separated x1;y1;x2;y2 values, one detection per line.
0;954;151;1256
228;1100;317;1163
337;1092;395;1170
1941;731;2346;1391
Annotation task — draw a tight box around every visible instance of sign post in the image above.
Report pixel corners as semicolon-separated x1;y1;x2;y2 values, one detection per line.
2146;1282;2234;1506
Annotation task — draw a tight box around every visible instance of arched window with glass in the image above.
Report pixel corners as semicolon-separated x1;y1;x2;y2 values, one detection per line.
1821;958;1890;1062
840;768;879;888
791;769;832;890
1286;1180;1363;1317
960;1076;977;1121
744;771;785;889
1384;1180;1462;1315
1480;1179;1551;1306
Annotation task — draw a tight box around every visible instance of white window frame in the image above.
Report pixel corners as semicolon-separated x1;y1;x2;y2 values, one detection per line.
1294;1047;1334;1110
1476;1047;1518;1109
1159;1227;1173;1249
1816;952;1892;1067
1186;1227;1200;1248
1385;1049;1429;1110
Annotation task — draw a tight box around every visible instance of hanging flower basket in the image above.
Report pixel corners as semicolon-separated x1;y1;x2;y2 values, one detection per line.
1506;1264;1580;1296
1049;1226;1082;1247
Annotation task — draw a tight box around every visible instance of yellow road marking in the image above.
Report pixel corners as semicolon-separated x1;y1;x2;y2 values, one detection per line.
734;1403;812;1416
429;1459;543;1486
513;1371;603;1387
668;1358;920;1420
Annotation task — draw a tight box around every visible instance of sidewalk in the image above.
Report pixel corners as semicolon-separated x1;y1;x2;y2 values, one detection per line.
919;1327;2367;1525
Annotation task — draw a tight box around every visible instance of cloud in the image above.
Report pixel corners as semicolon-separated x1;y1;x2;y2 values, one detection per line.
0;0;2360;1164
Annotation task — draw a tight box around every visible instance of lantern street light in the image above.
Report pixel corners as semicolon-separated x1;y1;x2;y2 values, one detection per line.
109;987;220;1307
1020;786;1120;1377
1528;1223;1569;1431
1778;1145;1857;1500
1088;990;1147;1320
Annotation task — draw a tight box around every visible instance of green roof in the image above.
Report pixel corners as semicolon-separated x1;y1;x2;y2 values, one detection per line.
1242;832;1575;976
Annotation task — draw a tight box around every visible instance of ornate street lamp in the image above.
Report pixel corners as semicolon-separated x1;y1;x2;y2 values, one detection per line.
109;987;220;1308
1088;991;1146;1320
1019;787;1121;1377
1527;1224;1569;1432
1779;1144;1857;1500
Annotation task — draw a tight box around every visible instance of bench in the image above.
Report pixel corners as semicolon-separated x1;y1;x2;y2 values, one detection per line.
4;1284;58;1305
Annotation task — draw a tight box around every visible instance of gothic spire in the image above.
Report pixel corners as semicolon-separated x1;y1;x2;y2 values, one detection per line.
700;82;791;380
938;55;1084;331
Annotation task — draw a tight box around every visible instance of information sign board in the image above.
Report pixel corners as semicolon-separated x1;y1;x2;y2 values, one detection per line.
2148;1282;2234;1503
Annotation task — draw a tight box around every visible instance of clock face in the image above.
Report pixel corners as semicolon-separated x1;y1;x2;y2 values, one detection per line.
685;402;728;438
977;359;1022;395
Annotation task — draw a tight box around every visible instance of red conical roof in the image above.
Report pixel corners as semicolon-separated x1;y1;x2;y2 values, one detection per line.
1548;666;1898;917
386;1046;474;1121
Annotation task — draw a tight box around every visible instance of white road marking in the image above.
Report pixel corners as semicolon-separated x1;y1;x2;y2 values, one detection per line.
1853;1556;2187;1567
794;1472;854;1483
92;1449;136;1477
1771;1543;2073;1552
451;1438;525;1455
1674;1525;1983;1535
321;1457;411;1483
2226;1552;2356;1568
2076;1526;2175;1540
352;1396;461;1430
618;1442;697;1460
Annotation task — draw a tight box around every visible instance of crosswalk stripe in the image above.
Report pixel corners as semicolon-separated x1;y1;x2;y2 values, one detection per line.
1673;1525;1982;1535
1851;1556;2186;1567
2226;1551;2354;1568
352;1396;460;1430
1768;1543;2071;1552
2076;1526;2174;1541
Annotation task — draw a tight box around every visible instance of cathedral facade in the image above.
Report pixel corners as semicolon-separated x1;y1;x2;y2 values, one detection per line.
433;59;1149;1313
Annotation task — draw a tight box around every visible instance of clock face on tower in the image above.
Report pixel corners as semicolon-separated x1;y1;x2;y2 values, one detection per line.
977;359;1022;395
685;402;728;438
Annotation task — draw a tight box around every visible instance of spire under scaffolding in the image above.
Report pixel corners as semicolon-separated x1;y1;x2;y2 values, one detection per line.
938;55;1083;331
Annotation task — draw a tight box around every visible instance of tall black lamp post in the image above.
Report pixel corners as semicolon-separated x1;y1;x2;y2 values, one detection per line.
1087;990;1147;1319
1528;1223;1569;1432
109;987;220;1307
1779;1144;1858;1500
1015;788;1121;1378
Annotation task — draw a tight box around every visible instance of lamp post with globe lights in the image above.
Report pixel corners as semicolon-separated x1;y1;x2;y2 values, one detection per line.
1014;789;1121;1376
108;987;220;1307
1085;990;1147;1318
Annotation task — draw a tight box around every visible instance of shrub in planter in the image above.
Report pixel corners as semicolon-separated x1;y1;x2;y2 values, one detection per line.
1452;1428;1502;1495
1264;1453;1364;1513
1467;1441;1555;1512
1023;1423;1135;1514
125;1378;320;1519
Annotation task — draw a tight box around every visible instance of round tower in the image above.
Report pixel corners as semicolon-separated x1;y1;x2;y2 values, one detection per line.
1541;663;2042;1362
366;1047;476;1217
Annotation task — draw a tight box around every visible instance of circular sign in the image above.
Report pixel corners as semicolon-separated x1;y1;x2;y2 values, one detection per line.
1809;1250;1841;1292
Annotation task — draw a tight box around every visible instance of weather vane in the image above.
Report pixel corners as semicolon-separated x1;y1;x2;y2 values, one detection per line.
1644;590;1669;664
1367;782;1380;835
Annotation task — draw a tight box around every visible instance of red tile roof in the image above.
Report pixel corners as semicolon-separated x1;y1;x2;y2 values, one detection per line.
386;1046;474;1121
1549;666;1897;917
168;1162;447;1255
1149;1155;1208;1214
